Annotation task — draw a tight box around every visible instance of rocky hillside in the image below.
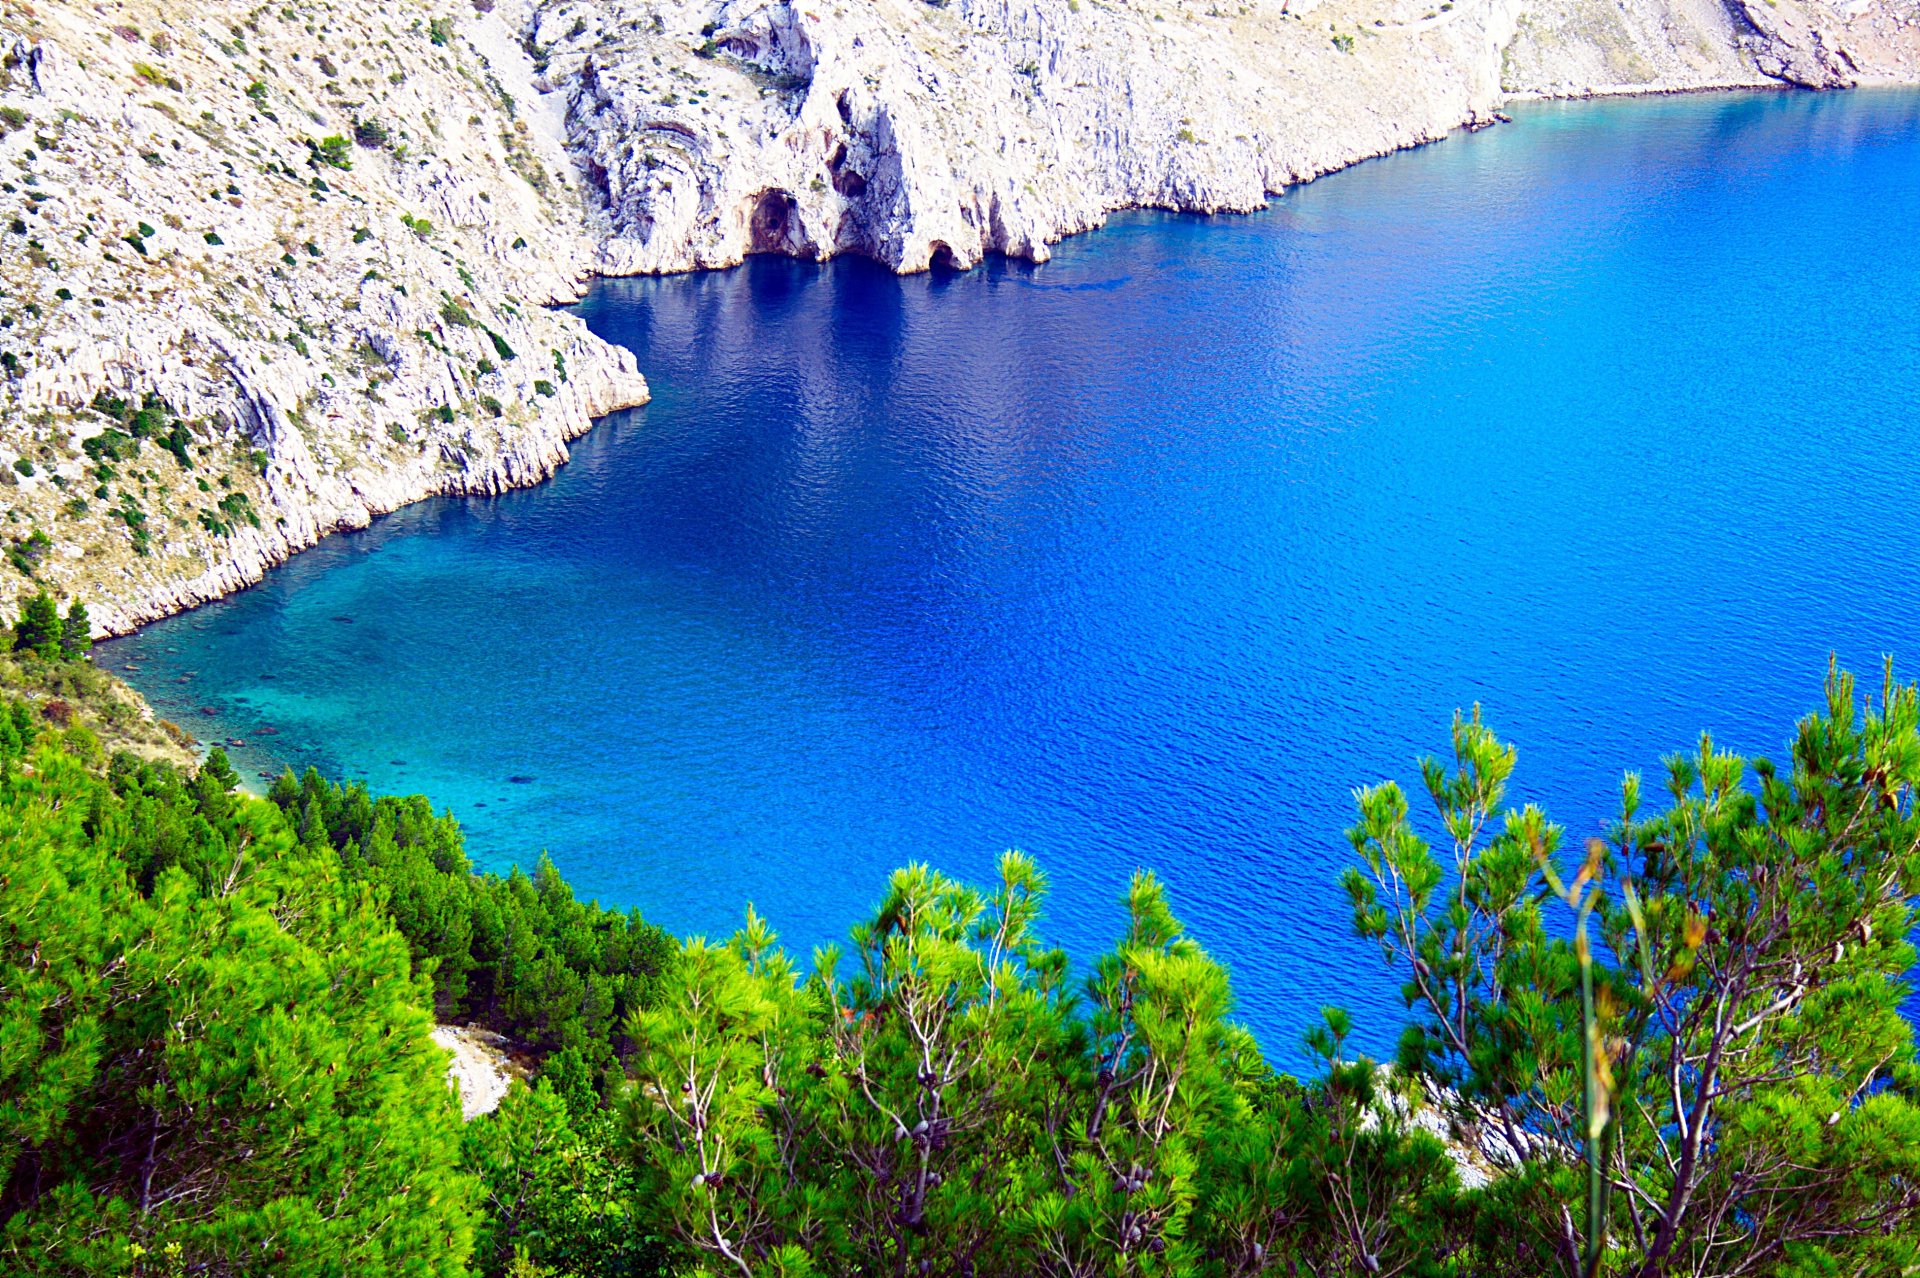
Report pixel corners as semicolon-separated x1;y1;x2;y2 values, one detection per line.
1;0;1916;634
0;0;646;634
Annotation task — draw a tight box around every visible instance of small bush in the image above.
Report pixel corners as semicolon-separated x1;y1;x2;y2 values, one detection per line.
428;16;454;44
203;231;223;245
8;528;52;577
533;380;556;397
12;458;33;477
131;62;181;90
487;330;516;361
353;118;389;148
83;431;135;464
309;135;352;170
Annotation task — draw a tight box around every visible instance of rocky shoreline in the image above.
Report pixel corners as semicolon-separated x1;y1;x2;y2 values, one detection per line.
2;0;1917;638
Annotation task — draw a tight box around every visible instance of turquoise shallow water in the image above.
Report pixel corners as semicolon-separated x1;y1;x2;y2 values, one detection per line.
102;89;1920;1057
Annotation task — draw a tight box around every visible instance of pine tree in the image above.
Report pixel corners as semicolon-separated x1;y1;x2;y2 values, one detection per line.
11;591;61;658
1344;665;1920;1276
57;601;89;659
0;723;478;1277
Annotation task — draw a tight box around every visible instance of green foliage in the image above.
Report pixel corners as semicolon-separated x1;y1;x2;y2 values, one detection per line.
264;770;675;1086
0;725;476;1275
58;601;88;659
1345;666;1920;1276
83;430;137;465
617;854;1462;1278
488;330;517;362
199;491;260;538
429;16;456;44
88;392;192;469
3;662;1917;1278
464;1082;669;1278
441;295;479;328
130;61;181;90
12;590;62;657
309;135;353;170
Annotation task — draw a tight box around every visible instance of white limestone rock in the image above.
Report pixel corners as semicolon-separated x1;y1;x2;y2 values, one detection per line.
539;0;1919;276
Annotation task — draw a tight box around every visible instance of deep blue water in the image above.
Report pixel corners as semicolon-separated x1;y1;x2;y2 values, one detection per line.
102;89;1920;1058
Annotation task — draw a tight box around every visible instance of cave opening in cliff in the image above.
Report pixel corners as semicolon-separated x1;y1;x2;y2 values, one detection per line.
928;242;958;271
747;188;803;256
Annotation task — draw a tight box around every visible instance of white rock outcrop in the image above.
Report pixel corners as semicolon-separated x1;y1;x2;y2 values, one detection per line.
538;0;1920;277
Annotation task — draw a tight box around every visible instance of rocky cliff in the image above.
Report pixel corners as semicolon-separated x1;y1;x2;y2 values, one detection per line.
544;0;1920;275
2;0;1916;633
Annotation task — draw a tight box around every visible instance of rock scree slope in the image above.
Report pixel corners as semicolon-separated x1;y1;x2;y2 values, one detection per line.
1;0;1917;632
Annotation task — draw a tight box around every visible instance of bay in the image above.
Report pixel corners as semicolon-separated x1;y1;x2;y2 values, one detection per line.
103;88;1920;1056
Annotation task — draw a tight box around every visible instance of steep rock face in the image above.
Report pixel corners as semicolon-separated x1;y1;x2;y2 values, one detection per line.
544;0;1520;275
0;0;647;634
536;0;1919;276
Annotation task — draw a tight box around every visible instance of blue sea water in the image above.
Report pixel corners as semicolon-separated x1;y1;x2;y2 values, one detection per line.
102;89;1920;1058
